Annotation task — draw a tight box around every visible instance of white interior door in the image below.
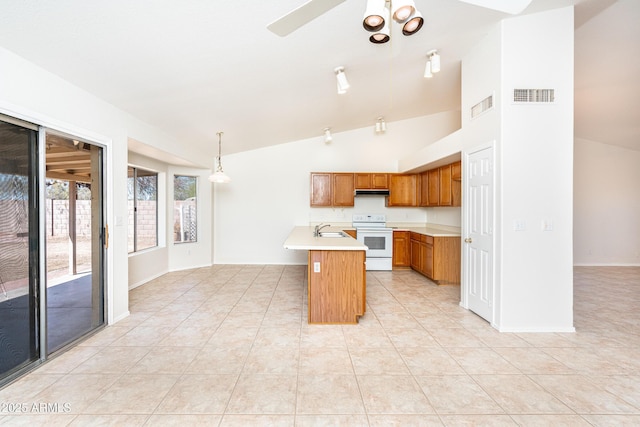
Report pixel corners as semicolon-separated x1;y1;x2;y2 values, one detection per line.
464;145;494;322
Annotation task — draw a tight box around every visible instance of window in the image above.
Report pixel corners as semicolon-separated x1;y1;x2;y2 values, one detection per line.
128;166;158;253
173;175;197;243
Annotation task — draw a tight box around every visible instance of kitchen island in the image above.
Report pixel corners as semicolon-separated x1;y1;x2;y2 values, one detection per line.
283;226;367;324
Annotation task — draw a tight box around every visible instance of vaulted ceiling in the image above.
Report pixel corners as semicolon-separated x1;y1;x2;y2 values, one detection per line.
0;0;637;161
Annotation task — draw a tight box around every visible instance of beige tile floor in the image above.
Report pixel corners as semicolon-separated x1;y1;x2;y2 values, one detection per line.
1;265;639;426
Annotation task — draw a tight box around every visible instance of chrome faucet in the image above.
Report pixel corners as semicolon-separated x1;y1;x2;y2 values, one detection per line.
314;223;330;237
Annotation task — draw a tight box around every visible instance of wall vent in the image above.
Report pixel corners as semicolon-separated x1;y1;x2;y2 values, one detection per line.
471;95;493;119
513;88;555;103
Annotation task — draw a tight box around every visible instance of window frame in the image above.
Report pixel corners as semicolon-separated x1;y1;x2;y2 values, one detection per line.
127;166;158;253
173;174;198;244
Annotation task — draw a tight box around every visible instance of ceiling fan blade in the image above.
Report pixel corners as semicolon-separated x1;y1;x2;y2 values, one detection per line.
458;0;533;15
267;0;346;37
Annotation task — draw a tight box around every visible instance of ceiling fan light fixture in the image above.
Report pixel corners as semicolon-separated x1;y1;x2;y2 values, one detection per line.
392;0;416;23
402;10;423;36
334;66;350;94
363;0;386;32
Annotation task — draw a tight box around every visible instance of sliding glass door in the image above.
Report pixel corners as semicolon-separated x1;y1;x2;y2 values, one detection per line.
0;117;106;386
45;132;105;353
0;118;41;382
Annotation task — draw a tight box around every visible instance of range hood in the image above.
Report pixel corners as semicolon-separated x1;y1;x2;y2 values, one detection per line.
354;189;390;196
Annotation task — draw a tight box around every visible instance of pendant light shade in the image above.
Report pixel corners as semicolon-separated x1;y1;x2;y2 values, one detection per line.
363;0;386;32
209;131;231;183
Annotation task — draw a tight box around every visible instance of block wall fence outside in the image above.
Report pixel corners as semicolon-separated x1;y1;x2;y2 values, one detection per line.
44;199;157;240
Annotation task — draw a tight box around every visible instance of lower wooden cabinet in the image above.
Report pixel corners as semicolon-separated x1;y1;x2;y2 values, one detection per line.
392;231;411;268
409;232;460;284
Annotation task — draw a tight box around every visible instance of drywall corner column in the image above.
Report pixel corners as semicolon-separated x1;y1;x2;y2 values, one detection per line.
498;7;575;331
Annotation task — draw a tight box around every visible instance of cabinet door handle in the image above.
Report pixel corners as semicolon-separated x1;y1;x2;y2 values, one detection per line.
464;237;472;243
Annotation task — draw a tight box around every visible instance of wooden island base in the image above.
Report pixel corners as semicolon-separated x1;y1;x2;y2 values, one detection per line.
307;250;366;324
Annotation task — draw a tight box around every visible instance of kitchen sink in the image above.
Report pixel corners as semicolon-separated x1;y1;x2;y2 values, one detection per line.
318;231;349;238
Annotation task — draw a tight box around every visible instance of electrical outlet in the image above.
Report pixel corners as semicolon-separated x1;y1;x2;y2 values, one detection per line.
313;262;320;273
542;219;553;231
513;219;526;231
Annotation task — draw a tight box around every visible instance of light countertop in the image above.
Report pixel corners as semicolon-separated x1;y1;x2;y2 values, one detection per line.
389;224;461;237
283;226;367;251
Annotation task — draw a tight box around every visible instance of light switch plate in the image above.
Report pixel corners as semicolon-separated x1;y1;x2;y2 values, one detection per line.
313;262;320;273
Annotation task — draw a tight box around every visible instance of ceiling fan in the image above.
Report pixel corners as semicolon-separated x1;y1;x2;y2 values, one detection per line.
267;0;533;37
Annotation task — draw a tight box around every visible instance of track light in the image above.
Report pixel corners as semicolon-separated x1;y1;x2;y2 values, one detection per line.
323;128;332;143
364;0;423;43
424;60;433;78
428;50;441;73
363;0;386;31
369;7;390;44
334;66;350;94
402;10;423;35
392;0;416;23
375;117;386;134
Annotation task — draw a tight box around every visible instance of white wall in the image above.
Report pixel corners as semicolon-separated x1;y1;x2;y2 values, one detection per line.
497;7;574;332
0;46;203;324
213;111;461;265
574;138;640;265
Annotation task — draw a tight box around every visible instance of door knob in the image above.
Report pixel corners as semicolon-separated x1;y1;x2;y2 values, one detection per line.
464;237;472;243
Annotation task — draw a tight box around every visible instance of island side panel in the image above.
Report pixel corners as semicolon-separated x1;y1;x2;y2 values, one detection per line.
307;250;366;324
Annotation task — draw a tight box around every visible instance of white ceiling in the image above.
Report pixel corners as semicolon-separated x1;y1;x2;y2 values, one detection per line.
0;0;637;160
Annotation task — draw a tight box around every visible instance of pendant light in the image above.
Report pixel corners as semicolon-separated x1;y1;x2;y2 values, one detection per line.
209;131;231;183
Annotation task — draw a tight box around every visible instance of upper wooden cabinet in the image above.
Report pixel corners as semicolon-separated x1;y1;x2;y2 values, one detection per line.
451;161;461;207
439;164;452;206
332;173;355;206
452;161;461;181
427;169;439;206
354;173;388;189
310;173;332;206
386;174;417;207
310;172;354;207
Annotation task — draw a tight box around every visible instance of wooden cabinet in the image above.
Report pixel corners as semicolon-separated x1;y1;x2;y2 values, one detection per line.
427;169;439;206
418;161;462;207
308;250;366;324
409;232;461;284
310;173;332;206
332;173;355;206
310;172;354;207
392;230;411;268
451;161;461;207
343;229;357;238
386;174;417;207
312;163;460;208
452;161;461;180
439;164;452;206
355;173;388;189
410;232;425;272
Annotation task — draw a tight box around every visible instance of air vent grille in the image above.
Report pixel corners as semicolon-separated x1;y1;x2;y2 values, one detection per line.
471;95;493;118
513;89;555;103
